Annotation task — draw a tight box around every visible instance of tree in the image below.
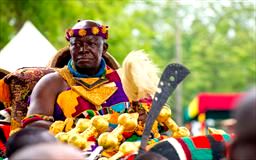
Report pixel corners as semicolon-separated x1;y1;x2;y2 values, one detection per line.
1;0;255;123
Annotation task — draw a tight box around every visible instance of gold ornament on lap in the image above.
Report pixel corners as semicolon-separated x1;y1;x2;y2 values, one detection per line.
55;118;90;143
49;118;74;135
98;113;139;150
99;141;140;160
68;115;109;150
157;106;190;138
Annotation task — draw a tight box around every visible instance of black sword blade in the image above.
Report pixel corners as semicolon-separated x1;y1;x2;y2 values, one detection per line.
138;63;190;156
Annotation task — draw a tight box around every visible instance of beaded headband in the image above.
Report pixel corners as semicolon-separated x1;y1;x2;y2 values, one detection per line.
65;25;109;41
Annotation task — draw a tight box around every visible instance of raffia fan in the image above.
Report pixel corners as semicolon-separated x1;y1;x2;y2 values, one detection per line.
121;50;160;101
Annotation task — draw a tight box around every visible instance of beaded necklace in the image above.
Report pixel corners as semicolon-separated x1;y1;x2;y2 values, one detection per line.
67;59;106;78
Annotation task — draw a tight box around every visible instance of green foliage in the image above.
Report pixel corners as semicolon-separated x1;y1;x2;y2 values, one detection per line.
0;0;130;50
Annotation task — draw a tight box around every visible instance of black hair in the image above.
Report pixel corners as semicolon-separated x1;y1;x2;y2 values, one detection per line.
135;151;168;160
5;127;57;157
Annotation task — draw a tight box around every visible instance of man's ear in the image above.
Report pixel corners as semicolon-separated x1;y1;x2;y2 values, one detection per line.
103;42;108;56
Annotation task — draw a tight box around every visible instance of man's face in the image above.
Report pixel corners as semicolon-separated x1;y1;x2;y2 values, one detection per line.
69;35;104;69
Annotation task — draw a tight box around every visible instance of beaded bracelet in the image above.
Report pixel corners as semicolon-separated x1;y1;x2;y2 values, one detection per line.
21;114;54;128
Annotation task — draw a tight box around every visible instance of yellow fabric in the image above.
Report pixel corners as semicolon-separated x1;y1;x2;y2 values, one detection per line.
55;67;75;86
57;90;79;118
11;119;21;131
9;127;22;136
57;85;118;117
71;85;117;106
198;113;206;135
141;103;150;112
188;97;199;118
75;77;109;91
0;79;10;103
106;67;114;74
56;66;113;87
80;78;102;85
198;113;206;122
108;111;119;124
56;66;118;118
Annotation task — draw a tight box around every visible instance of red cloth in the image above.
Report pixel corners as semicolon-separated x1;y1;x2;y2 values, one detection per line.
0;124;10;155
198;93;243;113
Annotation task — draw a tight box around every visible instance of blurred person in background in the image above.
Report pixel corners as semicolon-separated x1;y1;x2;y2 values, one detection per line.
229;87;256;160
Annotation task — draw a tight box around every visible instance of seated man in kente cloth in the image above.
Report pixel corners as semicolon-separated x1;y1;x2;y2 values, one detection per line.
21;20;188;159
22;20;163;136
3;20;231;160
22;20;132;129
